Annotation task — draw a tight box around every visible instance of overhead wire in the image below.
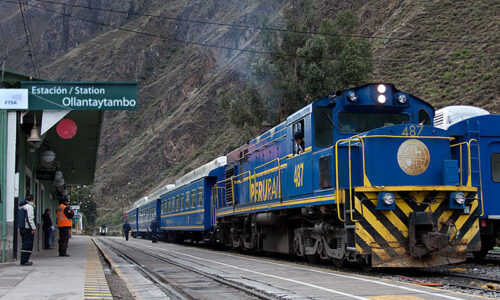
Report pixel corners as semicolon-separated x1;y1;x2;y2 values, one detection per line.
16;0;39;76
0;0;496;66
22;0;42;76
30;0;497;45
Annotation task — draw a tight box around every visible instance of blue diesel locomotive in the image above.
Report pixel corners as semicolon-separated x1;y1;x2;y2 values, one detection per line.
435;106;500;258
133;83;482;268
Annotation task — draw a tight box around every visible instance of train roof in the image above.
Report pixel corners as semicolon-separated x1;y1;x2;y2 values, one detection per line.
245;83;434;148
175;156;227;187
147;184;176;201
434;105;490;129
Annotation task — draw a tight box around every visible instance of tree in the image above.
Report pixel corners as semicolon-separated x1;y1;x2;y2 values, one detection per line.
220;1;372;128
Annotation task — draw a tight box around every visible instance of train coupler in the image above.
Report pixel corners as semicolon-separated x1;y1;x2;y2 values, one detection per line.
409;212;449;258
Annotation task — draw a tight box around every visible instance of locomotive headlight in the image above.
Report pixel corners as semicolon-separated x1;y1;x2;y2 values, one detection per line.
377;192;396;210
377;84;386;94
454;192;466;205
397;94;407;104
382;193;395;205
377;94;387;104
348;92;358;102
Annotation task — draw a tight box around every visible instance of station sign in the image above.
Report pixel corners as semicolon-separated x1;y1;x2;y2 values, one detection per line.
0;88;28;109
21;81;138;110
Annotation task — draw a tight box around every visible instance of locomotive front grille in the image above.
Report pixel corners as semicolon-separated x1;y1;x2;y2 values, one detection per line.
352;190;480;267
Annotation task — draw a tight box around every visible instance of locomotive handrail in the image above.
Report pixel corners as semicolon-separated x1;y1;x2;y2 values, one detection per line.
335;134;457;223
246;127;287;153
247;134;287;156
450;139;484;216
335;135;364;222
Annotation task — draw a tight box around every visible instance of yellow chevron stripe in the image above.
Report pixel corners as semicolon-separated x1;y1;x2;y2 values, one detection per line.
460;219;480;245
355;222;379;254
395;200;412;217
451;200;478;239
355;197;405;256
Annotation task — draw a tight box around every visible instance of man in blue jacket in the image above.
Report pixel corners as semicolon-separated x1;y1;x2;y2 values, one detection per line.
17;195;36;266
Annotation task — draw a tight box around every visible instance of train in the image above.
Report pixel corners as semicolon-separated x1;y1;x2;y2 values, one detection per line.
126;83;493;268
435;106;500;258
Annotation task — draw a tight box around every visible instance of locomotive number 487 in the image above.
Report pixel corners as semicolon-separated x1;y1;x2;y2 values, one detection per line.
402;125;423;136
294;163;304;188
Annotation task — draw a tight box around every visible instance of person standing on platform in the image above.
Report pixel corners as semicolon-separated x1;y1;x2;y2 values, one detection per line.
123;221;131;241
42;209;53;249
150;220;158;243
57;197;74;257
17;195;36;266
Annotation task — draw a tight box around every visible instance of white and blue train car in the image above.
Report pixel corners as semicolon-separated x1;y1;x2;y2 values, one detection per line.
436;106;500;257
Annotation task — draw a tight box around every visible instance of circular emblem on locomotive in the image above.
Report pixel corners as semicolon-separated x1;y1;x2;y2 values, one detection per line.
397;139;430;176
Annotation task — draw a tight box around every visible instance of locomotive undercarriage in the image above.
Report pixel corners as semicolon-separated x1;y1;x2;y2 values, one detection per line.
215;190;481;268
216;205;363;267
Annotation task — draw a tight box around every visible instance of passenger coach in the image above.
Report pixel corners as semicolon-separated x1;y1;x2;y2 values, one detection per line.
436;106;500;258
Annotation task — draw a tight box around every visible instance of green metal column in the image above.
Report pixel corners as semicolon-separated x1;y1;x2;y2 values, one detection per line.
0;110;8;262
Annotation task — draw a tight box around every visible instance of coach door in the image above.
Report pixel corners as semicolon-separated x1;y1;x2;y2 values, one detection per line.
485;142;500;218
284;119;313;198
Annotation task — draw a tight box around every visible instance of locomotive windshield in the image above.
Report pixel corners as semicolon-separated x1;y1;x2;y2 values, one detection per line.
338;112;409;133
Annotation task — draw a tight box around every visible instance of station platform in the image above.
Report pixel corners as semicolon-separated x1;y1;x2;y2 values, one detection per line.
0;235;112;300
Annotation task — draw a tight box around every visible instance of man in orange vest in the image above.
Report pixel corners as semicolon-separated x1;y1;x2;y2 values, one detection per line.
57;197;74;257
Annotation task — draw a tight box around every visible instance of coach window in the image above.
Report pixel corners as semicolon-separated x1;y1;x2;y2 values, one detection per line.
492;153;500;182
181;194;185;210
191;190;196;208
418;109;431;125
197;188;203;207
185;192;190;209
176;195;180;211
314;106;333;147
292;120;305;155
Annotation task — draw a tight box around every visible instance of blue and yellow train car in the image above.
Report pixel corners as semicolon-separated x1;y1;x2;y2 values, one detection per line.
159;157;226;242
438;109;500;257
213;83;481;268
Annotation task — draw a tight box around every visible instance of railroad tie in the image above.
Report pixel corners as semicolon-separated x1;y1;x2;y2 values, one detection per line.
84;238;113;300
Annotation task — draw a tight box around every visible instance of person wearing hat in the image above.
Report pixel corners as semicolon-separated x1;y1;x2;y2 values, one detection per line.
293;131;305;155
57;197;74;257
17;195;36;266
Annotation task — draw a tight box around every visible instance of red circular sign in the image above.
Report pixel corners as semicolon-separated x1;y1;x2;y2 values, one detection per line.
56;118;77;139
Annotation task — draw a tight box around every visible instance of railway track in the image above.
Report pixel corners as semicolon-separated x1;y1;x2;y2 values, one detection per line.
95;238;278;300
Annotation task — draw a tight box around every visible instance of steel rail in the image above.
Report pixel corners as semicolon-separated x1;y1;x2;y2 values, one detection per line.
97;238;278;300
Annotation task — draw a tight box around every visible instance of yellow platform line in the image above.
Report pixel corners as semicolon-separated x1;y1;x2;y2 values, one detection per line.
84;238;113;300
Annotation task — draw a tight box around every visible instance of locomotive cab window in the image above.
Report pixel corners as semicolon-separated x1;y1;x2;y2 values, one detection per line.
339;112;409;133
314;106;333;147
418;109;431;125
292;120;305;155
492;153;500;183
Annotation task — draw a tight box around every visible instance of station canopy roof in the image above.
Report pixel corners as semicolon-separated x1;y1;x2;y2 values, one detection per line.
41;110;102;185
2;70;103;185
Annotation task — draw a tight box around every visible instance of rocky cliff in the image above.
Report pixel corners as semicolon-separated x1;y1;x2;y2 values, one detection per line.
2;0;498;223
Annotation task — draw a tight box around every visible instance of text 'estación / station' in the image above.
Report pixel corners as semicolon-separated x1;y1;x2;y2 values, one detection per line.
21;81;138;110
